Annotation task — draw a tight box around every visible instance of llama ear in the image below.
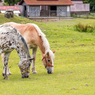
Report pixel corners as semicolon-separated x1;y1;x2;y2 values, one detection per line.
47;52;49;56
53;50;56;53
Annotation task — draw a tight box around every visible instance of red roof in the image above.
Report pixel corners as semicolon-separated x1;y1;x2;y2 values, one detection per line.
0;6;19;10
19;0;73;5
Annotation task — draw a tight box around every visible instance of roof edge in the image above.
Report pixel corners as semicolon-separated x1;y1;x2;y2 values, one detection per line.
19;0;73;5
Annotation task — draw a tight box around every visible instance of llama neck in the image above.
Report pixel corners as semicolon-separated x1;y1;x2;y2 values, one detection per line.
38;36;50;56
31;23;50;56
39;42;45;55
17;49;31;61
16;41;31;61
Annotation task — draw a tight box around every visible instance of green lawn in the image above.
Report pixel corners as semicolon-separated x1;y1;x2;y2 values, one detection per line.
0;14;95;95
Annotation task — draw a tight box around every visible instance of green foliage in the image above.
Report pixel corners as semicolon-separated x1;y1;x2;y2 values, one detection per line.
83;0;89;3
3;2;8;6
84;0;95;5
75;23;94;32
4;0;21;5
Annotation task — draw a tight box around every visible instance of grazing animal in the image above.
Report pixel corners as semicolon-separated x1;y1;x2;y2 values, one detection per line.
0;24;33;79
3;22;56;74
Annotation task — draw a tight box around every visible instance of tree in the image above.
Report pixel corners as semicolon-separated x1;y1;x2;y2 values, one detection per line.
84;0;95;5
83;0;88;3
4;0;21;5
0;0;2;2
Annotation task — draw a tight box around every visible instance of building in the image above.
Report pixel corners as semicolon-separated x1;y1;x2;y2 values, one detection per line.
0;0;4;6
19;0;73;17
70;0;90;15
0;6;21;16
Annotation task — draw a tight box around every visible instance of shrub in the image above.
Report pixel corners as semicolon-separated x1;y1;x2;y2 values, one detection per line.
75;23;94;33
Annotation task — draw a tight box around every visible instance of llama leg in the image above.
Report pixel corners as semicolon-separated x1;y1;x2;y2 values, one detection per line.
2;53;11;75
7;64;11;75
3;53;10;79
32;47;37;74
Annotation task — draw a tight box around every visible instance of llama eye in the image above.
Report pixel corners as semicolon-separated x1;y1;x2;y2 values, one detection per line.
48;59;50;62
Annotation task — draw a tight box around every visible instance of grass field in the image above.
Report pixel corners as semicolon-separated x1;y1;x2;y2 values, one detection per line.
0;14;95;95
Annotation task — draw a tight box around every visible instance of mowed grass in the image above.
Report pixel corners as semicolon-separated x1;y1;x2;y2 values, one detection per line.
0;14;95;95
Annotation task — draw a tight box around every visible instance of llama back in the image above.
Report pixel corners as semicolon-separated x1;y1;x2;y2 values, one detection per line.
0;24;30;57
4;24;29;51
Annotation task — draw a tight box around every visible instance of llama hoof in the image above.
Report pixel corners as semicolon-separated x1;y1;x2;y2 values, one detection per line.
8;72;11;75
4;77;9;79
2;73;5;76
32;71;37;74
3;74;9;79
